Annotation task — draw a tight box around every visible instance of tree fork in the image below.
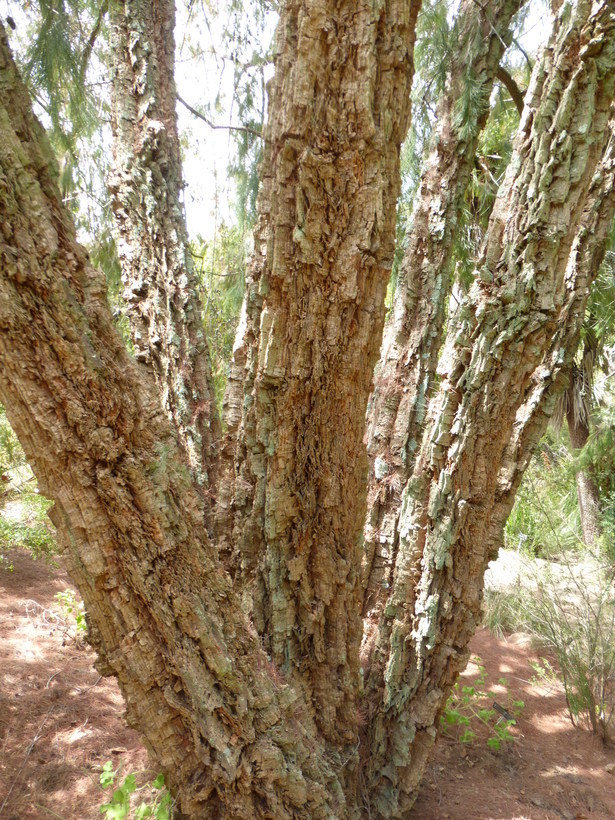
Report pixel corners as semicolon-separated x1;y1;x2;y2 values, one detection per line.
225;0;423;749
0;25;346;818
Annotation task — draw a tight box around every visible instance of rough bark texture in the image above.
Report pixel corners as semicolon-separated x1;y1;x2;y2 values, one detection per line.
362;4;615;816
362;0;525;619
0;28;351;819
108;0;220;512
483;116;615;556
4;1;615;817
224;0;422;750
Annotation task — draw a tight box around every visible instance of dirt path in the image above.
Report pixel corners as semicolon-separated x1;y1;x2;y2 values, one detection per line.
0;549;147;819
412;629;615;819
1;548;614;818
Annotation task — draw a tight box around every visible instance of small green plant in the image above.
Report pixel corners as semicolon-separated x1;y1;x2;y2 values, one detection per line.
55;589;87;635
522;560;615;742
99;761;172;819
529;657;559;689
504;433;581;559
440;658;524;751
482;586;526;639
0;404;58;568
0;497;56;563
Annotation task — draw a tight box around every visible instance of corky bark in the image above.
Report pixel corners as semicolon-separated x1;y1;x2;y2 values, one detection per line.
485;118;615;556
362;4;615;816
0;27;348;818
108;0;220;511
362;0;526;618
225;0;423;749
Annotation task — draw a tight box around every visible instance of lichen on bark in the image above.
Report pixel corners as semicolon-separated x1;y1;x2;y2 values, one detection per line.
363;4;615;815
108;0;220;515
362;0;527;619
225;0;423;752
0;27;347;816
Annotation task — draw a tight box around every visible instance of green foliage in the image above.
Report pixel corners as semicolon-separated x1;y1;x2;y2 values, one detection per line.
0;404;26;475
387;0;451;304
55;589;87;634
23;1;98;131
454;83;521;290
193;225;247;407
409;0;451;171
526;560;615;742
178;0;273;231
453;68;489;142
484;553;615;743
99;762;172;820
528;656;560;690
0;498;56;563
481;586;526;640
16;0;109;208
440;659;524;751
505;432;581;558
0;405;57;569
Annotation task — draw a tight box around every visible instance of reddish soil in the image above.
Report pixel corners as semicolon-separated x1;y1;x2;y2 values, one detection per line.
0;549;147;819
1;548;614;819
412;630;615;819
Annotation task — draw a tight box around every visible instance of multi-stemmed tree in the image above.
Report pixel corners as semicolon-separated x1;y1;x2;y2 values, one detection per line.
1;0;615;816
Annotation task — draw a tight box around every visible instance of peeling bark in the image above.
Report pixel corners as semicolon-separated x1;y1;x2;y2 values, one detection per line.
108;0;220;513
483;123;615;559
3;1;615;817
362;0;526;620
225;0;422;750
363;4;615;815
0;29;346;818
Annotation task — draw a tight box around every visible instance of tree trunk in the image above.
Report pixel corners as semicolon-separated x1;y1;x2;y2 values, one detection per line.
363;4;615;815
567;403;602;546
223;0;423;750
362;0;526;618
108;0;220;513
3;2;615;818
0;30;346;817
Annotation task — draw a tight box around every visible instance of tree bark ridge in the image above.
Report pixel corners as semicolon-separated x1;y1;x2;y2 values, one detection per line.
108;0;221;514
363;4;615;815
362;0;526;620
0;28;346;818
224;0;423;749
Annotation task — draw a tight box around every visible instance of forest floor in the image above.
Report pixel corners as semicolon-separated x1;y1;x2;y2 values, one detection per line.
1;548;615;819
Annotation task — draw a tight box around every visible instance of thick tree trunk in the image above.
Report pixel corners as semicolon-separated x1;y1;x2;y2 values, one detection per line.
362;0;526;618
0;29;346;818
362;4;615;815
567;405;602;546
4;2;615;818
224;0;423;750
108;0;220;513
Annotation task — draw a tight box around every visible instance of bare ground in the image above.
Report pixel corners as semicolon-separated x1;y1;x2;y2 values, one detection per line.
0;548;148;819
1;548;614;819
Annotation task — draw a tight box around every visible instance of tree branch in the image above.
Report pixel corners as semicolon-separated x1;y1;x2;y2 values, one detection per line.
496;64;525;115
177;94;263;140
80;0;108;83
